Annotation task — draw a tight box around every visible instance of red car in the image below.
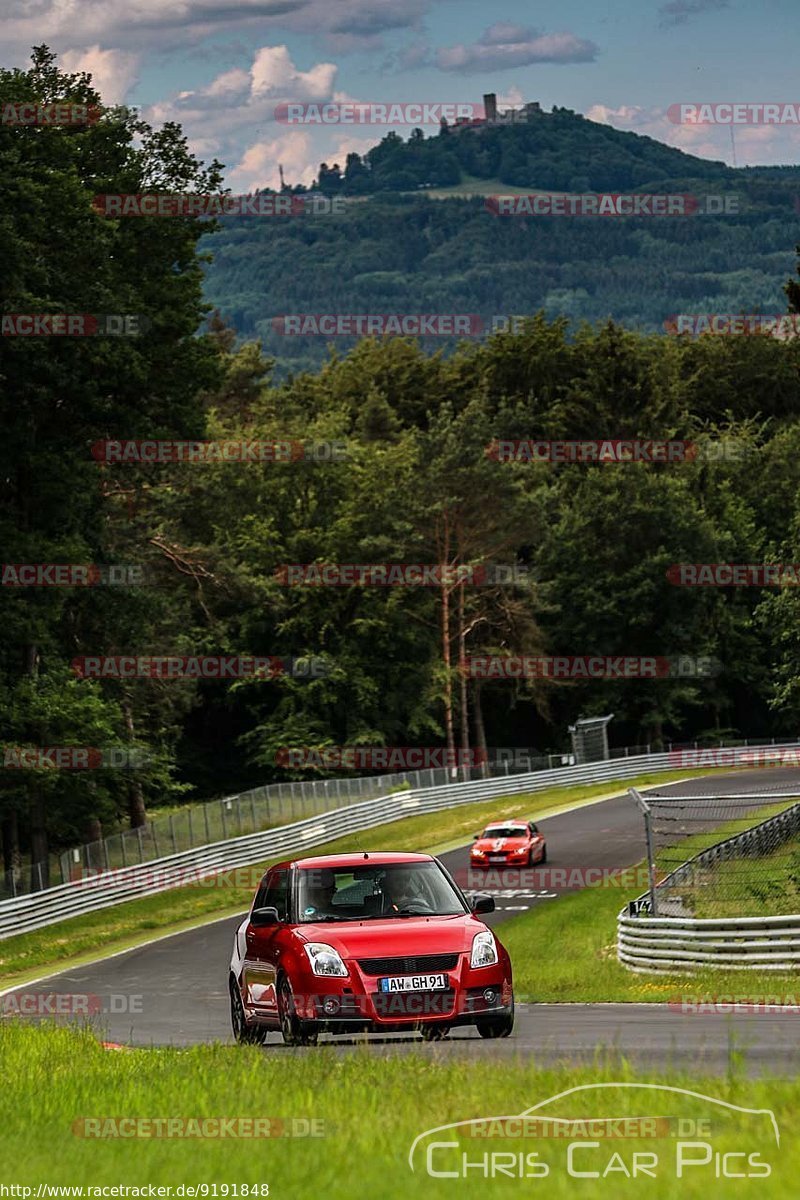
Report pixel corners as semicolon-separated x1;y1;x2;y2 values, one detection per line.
229;851;514;1045
470;819;547;869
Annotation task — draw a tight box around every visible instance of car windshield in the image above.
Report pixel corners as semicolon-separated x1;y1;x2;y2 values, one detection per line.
295;862;468;922
482;825;528;838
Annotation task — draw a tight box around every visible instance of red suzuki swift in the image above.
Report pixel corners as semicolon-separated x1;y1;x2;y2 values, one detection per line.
229;851;514;1045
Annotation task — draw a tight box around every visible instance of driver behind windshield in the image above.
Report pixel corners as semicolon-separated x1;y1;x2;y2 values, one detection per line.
384;865;426;913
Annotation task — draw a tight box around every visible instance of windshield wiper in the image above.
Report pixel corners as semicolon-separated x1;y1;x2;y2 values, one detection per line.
299;914;362;922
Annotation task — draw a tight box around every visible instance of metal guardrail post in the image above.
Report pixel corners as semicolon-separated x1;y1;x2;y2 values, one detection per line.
630;787;659;917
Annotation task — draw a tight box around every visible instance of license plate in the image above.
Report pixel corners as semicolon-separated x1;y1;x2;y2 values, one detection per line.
378;973;447;993
489;855;506;863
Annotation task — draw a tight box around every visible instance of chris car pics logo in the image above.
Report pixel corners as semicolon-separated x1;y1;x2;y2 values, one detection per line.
408;1084;779;1181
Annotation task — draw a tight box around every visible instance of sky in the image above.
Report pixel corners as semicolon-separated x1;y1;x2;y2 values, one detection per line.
4;0;800;191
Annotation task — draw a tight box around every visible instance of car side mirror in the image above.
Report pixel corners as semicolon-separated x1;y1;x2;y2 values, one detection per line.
473;833;480;840
250;905;280;927
470;893;495;915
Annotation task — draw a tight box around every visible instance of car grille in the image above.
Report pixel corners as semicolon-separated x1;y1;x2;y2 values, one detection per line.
372;990;456;1018
356;953;460;975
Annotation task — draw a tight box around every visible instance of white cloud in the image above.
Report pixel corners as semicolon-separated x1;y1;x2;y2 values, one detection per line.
437;25;599;72
586;102;800;167
250;45;336;100
2;0;428;61
60;45;141;105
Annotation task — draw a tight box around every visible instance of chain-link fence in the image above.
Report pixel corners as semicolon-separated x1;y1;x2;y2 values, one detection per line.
4;733;797;902
1;751;573;900
633;788;800;918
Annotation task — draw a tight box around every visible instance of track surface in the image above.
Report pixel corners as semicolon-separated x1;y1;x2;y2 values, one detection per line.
5;768;800;1073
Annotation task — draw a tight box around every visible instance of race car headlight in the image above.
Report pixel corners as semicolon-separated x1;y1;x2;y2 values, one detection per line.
303;943;348;977
471;930;498;969
471;848;485;856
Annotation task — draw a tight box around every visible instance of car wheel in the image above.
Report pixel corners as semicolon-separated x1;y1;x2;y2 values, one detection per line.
419;1022;451;1041
538;844;547;864
278;975;318;1047
229;975;267;1045
477;998;515;1039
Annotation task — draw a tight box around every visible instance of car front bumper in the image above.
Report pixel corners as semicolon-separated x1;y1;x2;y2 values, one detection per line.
291;963;512;1031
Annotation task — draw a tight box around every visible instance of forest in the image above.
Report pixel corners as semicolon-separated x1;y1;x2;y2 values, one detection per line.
4;49;800;885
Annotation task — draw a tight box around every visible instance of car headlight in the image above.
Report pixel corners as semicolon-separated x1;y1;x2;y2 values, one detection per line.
303;942;348;977
471;848;485;856
471;930;498;969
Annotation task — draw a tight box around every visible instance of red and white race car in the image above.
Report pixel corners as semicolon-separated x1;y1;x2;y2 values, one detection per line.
469;819;547;869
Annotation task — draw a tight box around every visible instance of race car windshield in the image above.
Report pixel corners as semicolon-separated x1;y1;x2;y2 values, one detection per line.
295;862;468;922
482;825;528;838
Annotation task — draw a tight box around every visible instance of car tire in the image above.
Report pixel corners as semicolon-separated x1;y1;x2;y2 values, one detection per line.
419;1022;451;1041
229;975;267;1045
477;998;515;1039
278;975;318;1047
538;844;547;864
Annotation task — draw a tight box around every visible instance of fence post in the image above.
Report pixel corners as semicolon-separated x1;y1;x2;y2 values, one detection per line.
188;806;194;847
221;800;228;839
630;787;659;918
250;790;257;832
151;821;160;859
170;815;177;853
204;802;210;843
137;825;144;863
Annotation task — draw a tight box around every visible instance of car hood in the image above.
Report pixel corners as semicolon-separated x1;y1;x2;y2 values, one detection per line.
474;836;529;851
294;914;483;958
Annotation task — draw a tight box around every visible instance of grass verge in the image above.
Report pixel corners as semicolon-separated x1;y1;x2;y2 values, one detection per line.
0;1023;794;1197
502;866;800;1003
0;770;699;986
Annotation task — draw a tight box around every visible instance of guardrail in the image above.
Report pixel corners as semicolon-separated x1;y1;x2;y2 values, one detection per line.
618;791;800;973
0;747;695;941
618;912;800;973
40;752;577;899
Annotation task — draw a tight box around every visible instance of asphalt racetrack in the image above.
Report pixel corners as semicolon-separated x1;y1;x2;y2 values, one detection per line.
5;768;800;1073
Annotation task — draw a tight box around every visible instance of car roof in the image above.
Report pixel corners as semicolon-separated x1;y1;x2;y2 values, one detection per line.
268;851;436;871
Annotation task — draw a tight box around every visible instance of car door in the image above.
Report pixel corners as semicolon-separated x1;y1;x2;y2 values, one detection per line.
243;867;290;1022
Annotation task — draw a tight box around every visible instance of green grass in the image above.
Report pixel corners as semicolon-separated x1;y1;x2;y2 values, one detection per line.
0;771;700;986
0;1023;795;1197
502;867;800;1003
672;827;800;918
403;176;568;199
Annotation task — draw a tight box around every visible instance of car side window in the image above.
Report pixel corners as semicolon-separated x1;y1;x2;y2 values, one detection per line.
261;869;289;921
529;822;538;834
